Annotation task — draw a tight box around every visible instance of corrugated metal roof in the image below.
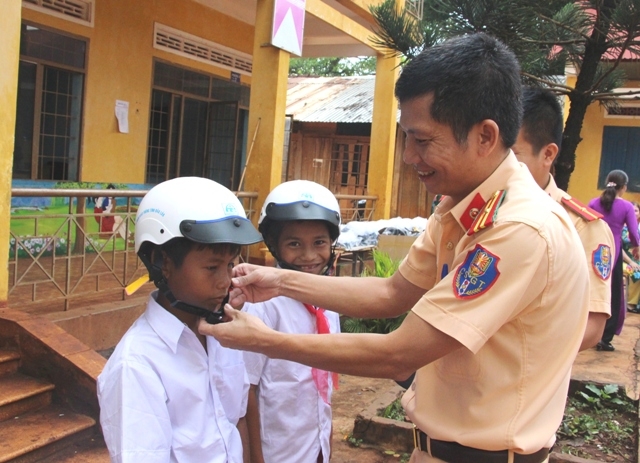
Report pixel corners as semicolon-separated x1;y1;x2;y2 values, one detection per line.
286;76;398;123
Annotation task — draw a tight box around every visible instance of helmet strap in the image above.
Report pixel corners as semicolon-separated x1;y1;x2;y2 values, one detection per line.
138;247;226;324
157;278;227;325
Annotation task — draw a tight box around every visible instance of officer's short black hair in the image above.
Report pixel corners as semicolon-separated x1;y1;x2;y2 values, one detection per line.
521;86;563;154
395;33;523;148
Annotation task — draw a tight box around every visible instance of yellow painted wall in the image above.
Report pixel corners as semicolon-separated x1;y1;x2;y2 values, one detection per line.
0;0;22;303
21;0;253;184
567;77;640;205
565;76;640;203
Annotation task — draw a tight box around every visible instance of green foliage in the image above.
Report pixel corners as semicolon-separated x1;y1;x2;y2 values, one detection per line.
368;0;640;189
377;397;406;421
346;434;363;447
340;250;406;334
362;250;401;278
289;57;376;77
558;383;637;458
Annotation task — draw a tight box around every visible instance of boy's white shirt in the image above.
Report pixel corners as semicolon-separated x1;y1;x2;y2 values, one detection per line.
243;296;340;463
97;291;249;463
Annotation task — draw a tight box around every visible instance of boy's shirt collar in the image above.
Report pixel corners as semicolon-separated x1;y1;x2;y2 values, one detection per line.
146;290;192;354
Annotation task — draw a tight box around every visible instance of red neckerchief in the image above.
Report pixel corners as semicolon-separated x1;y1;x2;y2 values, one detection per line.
303;303;339;404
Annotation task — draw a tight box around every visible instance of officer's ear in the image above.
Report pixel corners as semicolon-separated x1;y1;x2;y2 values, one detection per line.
542;143;559;168
473;119;500;158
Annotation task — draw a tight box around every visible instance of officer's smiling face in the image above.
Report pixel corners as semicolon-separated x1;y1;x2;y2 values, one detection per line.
399;93;483;204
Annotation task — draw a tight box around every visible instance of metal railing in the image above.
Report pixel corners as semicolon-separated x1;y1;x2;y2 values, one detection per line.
8;188;376;313
335;194;378;222
9;188;258;313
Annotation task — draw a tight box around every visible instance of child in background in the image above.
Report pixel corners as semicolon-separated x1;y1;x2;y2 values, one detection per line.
244;180;341;463
98;177;262;463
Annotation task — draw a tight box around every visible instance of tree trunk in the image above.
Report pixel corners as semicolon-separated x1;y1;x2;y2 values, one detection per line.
554;1;615;191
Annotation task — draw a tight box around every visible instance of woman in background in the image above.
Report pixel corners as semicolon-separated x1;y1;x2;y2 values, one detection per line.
623;202;640;313
588;170;639;351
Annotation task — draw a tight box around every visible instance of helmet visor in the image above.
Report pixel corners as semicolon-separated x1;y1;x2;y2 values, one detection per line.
180;217;262;245
264;201;340;225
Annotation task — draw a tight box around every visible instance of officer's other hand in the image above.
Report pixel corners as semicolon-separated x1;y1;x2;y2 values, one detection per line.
230;264;283;306
198;304;273;352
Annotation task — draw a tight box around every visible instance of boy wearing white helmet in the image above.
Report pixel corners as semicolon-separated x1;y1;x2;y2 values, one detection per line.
97;177;262;463
243;180;341;463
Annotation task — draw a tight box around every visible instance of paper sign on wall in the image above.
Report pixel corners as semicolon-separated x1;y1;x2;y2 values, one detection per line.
115;100;129;134
271;0;306;56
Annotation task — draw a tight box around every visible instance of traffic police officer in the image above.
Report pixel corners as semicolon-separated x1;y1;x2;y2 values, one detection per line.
200;34;588;463
513;86;614;351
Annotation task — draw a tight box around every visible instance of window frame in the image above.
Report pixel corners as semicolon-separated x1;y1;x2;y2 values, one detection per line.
15;21;88;181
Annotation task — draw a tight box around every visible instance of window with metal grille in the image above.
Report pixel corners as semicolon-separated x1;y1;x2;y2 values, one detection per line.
329;142;370;195
146;61;250;188
599;126;640;192
13;24;86;181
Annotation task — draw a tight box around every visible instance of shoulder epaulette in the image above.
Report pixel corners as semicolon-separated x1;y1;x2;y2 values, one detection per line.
467;190;506;236
561;196;602;222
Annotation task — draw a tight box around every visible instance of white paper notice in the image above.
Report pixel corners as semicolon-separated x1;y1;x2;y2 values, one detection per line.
115;100;129;133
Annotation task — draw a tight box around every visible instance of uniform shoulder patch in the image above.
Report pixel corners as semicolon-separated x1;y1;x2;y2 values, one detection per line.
561;196;603;222
592;244;612;280
453;244;500;299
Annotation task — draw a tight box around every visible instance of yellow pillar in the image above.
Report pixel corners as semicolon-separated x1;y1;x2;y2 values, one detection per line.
245;0;291;261
0;1;21;305
368;52;400;220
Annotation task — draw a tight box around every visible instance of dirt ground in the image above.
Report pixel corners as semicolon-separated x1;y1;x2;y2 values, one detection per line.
331;375;409;463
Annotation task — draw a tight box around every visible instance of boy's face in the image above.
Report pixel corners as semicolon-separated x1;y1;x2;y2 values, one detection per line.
277;221;332;275
162;246;236;312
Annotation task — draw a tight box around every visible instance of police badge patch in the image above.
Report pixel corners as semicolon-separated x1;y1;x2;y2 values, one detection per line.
592;244;612;280
454;245;501;299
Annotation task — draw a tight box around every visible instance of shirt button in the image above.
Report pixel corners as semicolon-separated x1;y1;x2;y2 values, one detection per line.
446;242;454;250
411;382;416;391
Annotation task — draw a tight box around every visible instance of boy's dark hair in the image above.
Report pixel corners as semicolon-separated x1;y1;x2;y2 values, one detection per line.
158;238;241;268
521;87;563;154
600;170;629;212
395;33;522;148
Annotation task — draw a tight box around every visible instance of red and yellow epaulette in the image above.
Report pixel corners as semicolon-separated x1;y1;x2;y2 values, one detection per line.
561;196;602;222
467;190;506;236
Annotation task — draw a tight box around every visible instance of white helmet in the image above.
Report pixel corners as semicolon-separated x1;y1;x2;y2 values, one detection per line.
135;177;262;254
258;180;341;242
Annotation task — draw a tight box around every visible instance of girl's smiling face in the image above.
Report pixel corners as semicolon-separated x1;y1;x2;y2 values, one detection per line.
277;220;332;275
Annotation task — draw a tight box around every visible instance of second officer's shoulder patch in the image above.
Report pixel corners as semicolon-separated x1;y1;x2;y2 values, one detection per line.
592;244;612;280
453;244;501;299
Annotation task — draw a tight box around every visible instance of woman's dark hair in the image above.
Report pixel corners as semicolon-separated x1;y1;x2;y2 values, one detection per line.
600;170;628;212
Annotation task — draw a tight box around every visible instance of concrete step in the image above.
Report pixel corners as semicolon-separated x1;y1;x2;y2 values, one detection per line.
0;404;96;463
0;351;20;378
0;373;54;422
45;436;110;463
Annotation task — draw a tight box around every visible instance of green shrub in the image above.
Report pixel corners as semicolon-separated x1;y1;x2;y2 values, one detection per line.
340;250;406;334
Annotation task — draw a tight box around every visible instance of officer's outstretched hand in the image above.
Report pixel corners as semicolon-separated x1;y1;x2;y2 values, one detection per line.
198;305;273;352
229;263;283;306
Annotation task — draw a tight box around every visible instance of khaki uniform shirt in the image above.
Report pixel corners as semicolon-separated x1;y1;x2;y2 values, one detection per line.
399;153;588;454
545;175;613;316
